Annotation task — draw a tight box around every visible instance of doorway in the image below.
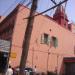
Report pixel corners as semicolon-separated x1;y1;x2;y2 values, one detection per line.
0;52;8;73
64;57;75;75
65;62;75;75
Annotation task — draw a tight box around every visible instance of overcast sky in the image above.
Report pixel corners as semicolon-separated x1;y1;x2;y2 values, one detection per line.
0;0;75;23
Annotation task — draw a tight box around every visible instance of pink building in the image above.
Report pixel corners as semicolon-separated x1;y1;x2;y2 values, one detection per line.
0;4;75;75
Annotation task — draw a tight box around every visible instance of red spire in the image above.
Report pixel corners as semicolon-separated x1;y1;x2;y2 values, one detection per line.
53;5;68;28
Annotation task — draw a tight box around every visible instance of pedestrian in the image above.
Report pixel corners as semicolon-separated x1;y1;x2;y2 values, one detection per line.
34;66;37;72
6;65;13;75
34;66;37;75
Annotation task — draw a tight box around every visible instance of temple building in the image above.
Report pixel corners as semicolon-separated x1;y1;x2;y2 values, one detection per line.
0;4;75;75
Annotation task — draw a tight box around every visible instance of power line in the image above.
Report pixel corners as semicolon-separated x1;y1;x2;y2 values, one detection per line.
25;1;32;6
64;0;68;12
1;0;27;72
24;0;68;19
2;0;18;16
2;0;68;20
12;1;32;15
63;0;68;25
51;0;57;5
2;0;26;16
20;0;26;4
49;0;55;16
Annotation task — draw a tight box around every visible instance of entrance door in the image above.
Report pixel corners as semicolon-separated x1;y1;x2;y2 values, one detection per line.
0;52;8;73
65;63;75;75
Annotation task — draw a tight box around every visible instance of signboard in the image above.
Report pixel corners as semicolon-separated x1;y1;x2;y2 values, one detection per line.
10;52;17;58
0;39;10;53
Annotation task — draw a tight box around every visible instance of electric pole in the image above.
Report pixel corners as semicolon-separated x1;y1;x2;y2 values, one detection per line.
19;0;38;75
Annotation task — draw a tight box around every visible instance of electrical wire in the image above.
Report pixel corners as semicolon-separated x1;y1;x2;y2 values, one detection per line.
51;0;57;5
3;0;68;20
63;0;68;25
25;1;32;6
49;0;55;16
8;1;32;17
2;0;68;20
2;0;18;16
20;0;26;4
17;1;32;13
2;0;26;16
6;0;27;68
24;0;68;19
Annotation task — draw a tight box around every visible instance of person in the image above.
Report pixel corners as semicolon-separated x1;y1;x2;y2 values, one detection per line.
33;66;37;75
34;66;37;72
6;65;13;75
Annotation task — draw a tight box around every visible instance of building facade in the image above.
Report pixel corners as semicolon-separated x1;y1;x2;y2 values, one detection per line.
0;4;75;75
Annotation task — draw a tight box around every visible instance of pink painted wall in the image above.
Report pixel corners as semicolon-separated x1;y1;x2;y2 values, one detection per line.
9;5;75;74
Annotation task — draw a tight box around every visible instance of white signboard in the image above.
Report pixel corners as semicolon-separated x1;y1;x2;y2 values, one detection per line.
0;39;10;53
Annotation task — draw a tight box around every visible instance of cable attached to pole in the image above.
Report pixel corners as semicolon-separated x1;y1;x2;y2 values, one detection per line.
24;0;68;19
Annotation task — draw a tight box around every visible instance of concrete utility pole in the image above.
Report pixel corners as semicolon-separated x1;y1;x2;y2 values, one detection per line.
19;0;38;75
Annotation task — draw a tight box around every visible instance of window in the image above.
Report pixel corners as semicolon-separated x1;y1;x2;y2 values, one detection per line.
51;36;58;48
44;34;48;44
41;33;50;45
68;25;71;31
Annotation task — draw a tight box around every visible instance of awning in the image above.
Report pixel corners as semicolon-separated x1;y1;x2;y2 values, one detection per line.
64;57;75;63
